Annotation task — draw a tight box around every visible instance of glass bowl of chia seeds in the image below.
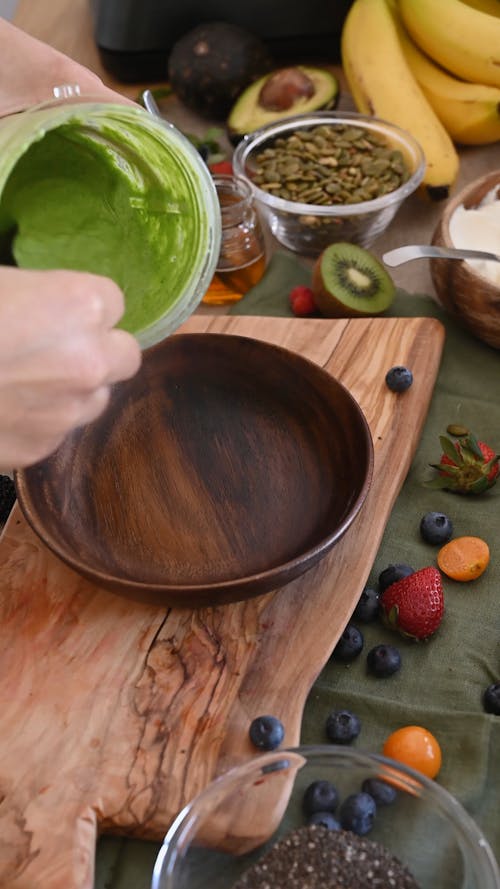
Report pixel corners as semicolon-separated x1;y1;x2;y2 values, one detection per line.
151;746;500;889
232;111;425;257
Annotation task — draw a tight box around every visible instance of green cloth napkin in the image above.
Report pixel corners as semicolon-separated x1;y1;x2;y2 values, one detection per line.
95;252;500;887
229;250;310;317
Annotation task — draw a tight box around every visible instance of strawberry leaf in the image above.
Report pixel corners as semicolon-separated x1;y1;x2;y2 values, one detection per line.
484;457;499;475
464;432;484;460
424;476;456;490
439;435;461;465
468;477;491;494
429;463;460;476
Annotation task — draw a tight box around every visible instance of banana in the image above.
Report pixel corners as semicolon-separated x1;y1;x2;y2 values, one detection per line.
398;0;500;88
398;21;500;144
341;0;459;199
461;0;500;16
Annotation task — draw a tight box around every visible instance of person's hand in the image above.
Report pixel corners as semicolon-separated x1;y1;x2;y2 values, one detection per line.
0;266;141;470
0;19;134;117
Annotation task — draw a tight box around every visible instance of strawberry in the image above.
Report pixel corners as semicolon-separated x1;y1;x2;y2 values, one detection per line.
288;285;316;317
380;567;444;640
428;432;499;494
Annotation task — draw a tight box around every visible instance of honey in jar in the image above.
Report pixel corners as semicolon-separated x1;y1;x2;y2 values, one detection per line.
202;174;266;306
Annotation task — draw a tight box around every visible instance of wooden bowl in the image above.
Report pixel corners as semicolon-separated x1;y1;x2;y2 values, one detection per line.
431;169;500;349
14;334;373;608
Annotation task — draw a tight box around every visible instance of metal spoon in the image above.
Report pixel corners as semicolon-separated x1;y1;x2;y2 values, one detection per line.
141;89;162;117
383;245;500;267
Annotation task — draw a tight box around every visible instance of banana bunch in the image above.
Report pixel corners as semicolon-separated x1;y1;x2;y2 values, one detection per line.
398;0;500;89
341;0;500;199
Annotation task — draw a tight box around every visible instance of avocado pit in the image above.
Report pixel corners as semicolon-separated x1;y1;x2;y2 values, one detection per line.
258;67;315;112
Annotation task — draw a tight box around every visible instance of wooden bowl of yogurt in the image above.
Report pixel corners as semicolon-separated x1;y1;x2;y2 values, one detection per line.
431;169;500;349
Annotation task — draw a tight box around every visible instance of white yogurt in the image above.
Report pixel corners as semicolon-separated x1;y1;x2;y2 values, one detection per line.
449;184;500;286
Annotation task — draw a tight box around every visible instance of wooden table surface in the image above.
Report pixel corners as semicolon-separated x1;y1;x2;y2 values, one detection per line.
11;0;500;300
4;6;500;888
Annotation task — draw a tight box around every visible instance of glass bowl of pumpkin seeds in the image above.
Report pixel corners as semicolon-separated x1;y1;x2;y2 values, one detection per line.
232;111;425;257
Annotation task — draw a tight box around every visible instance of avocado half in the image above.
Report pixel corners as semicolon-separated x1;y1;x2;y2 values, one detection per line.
227;66;339;143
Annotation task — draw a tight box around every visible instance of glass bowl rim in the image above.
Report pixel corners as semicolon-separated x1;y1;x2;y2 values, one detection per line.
152;744;500;889
232;110;426;218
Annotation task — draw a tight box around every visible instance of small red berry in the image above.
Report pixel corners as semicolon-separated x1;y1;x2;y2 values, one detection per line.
209;160;233;175
288;285;316;317
380;566;444;640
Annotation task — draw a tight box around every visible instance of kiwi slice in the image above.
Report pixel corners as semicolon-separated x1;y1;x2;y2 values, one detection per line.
312;242;395;318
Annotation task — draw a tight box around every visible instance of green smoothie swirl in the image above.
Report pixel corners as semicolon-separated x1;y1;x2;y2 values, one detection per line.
0;103;220;346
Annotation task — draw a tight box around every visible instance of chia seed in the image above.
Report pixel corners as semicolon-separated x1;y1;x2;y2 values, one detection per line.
230;824;421;888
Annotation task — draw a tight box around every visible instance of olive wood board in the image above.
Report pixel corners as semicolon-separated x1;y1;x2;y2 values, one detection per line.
0;313;445;889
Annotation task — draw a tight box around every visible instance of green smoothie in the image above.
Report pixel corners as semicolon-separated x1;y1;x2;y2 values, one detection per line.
0;102;220;347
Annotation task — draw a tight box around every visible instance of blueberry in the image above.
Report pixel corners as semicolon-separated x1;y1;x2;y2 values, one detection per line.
302;779;339;815
385;366;413;392
325;709;361;744
332;624;364;661
353;586;380;623
197;143;210;162
366;644;402;678
420;511;453;545
378;563;414;593
361;778;398;806
307;811;341;830
483;682;500;715
249;715;284;750
339;792;377;835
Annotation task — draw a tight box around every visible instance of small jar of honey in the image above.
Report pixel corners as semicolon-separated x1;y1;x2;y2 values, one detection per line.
202;174;267;306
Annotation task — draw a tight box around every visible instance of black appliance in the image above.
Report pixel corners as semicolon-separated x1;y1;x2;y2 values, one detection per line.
90;0;353;82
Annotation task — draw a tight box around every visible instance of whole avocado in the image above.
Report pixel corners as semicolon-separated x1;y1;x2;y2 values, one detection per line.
168;22;273;120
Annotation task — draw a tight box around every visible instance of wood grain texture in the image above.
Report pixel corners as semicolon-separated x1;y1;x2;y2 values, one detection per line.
0;314;445;889
15;333;373;607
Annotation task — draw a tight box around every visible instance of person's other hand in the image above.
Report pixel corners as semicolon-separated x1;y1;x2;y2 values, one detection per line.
0;19;134;117
0;267;141;470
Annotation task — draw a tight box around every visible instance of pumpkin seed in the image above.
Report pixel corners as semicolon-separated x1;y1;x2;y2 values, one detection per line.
446;424;469;437
250;123;410;208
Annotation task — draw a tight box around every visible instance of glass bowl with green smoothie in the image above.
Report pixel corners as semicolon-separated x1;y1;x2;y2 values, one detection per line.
0;92;221;349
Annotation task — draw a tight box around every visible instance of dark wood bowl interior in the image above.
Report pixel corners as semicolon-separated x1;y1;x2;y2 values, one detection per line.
15;333;373;607
431;169;500;349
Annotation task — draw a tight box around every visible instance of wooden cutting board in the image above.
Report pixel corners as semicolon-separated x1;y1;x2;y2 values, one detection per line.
0;313;444;889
